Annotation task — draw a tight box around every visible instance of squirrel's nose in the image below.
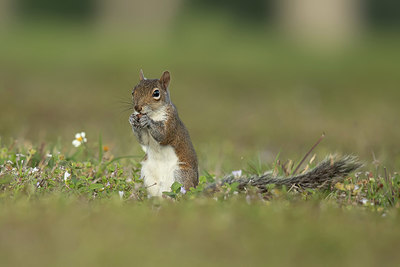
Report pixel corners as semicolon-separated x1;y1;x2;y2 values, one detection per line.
134;105;142;113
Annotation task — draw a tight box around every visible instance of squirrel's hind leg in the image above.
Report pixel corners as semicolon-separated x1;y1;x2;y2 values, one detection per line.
174;168;199;191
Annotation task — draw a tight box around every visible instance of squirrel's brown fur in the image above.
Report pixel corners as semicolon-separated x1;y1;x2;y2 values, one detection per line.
130;70;198;195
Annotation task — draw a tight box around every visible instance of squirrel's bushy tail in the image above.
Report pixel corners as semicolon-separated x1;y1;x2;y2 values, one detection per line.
206;155;362;193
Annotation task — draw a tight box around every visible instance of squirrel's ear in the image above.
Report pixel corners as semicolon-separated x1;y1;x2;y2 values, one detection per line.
160;71;170;89
139;69;145;81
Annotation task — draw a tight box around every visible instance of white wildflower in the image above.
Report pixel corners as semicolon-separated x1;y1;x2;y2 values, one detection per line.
72;140;81;147
46;154;52;158
361;198;368;205
29;167;39;174
118;191;124;199
72;132;88;147
232;170;242;178
64;171;71;182
126;178;132;183
180;186;187;194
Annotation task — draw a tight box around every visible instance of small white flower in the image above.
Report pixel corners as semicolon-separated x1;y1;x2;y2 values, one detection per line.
126;178;132;183
32;167;39;173
361;198;368;205
72;140;81;147
64;171;71;182
232;170;242;178
354;185;360;191
72;132;88;147
46;154;52;158
81;132;87;142
180;186;186;194
118;191;124;199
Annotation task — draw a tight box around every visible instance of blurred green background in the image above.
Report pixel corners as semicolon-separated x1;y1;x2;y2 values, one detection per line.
1;2;400;266
1;0;400;172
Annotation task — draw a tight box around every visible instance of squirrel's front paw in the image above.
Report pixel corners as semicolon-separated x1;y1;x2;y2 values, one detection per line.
129;114;140;128
139;114;151;128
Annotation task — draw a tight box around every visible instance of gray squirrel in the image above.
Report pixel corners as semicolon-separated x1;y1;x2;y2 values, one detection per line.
129;70;198;196
129;70;361;197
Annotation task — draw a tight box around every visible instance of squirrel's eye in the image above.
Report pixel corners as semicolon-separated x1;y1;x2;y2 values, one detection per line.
152;88;161;100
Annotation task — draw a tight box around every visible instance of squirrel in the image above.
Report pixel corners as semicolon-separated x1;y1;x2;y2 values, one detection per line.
129;70;361;197
129;70;198;197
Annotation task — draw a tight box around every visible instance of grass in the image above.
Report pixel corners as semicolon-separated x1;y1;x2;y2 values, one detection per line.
1;135;398;209
1;136;400;266
2;198;400;267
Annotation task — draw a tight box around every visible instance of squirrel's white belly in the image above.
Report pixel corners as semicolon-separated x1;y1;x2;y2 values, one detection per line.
140;136;179;197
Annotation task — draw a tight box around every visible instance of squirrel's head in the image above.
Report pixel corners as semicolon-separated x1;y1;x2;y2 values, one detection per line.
131;70;171;115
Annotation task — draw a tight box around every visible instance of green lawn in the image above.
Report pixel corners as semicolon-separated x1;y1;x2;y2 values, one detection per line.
1;198;400;267
1;138;399;266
